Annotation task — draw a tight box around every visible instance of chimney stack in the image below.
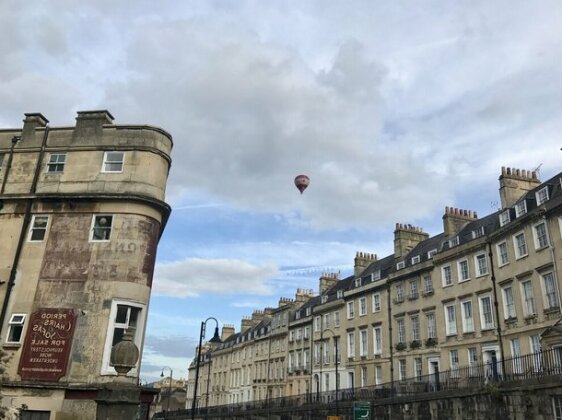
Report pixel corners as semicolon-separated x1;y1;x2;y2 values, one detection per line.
319;272;339;294
74;110;114;139
21;113;49;144
499;166;540;209
394;224;429;259
354;252;377;276
442;207;478;238
221;324;235;341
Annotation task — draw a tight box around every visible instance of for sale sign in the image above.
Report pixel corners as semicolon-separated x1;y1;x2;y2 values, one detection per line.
18;308;76;381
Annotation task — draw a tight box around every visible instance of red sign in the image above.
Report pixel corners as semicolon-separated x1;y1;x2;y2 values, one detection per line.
18;308;76;381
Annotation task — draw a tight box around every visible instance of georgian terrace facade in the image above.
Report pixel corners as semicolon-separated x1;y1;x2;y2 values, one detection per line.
188;167;562;408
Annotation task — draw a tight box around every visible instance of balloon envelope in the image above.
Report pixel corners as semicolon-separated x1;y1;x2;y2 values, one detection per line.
294;175;310;194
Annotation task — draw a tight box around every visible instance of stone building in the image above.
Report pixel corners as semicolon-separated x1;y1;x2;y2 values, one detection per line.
0;111;172;419
185;166;562;413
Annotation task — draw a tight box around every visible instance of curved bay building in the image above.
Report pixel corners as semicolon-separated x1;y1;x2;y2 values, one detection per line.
0;111;172;419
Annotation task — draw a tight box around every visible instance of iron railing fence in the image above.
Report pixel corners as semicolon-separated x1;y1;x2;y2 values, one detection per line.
160;348;562;419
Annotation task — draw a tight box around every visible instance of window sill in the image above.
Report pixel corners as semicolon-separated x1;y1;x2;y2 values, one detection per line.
475;273;489;279
515;254;528;261
2;342;21;349
458;279;471;284
442;284;453;289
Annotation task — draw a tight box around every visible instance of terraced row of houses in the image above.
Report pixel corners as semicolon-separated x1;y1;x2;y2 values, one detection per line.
186;166;562;410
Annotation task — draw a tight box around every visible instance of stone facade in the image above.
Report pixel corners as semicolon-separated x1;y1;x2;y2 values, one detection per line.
0;111;172;419
187;166;562;415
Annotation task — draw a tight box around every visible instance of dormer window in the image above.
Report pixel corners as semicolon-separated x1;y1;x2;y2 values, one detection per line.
449;236;459;247
427;249;437;259
337;290;343;299
515;201;527;217
373;269;381;280
396;261;405;270
321;295;328;304
536;186;549;206
354;278;362;288
471;226;485;239
499;210;511;227
306;307;311;316
411;255;421;265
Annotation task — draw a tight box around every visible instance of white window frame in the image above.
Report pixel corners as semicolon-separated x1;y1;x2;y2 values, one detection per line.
478;295;495;330
427;312;436;339
28;215;49;242
347;332;355;358
375;366;382;385
396;284;404;303
336;290;343;299
515;200;527;217
468;347;478;376
373;269;381;281
346;301;355;319
428;249;437;259
450;349;460;375
474;253;489;277
511;338;522;374
46;152;67;173
449;236;459;247
542;272;560;310
6;313;26;344
521;279;536;316
461;299;474;333
397;318;405;343
372;293;381;312
533;222;549;250
323;314;330;329
399;359;407;381
101;151;125;173
314;316;321;332
396;261;405;270
502;285;516;319
359;297;367;316
457;259;470;282
414;357;423;381
444;304;457;336
496;241;509;267
359;329;368;356
499;210;511;227
373;327;382;355
334;311;340;328
411;316;420;341
513;231;528;259
409;280;418;299
90;214;113;242
423;275;433;295
472;226;485;239
411;255;420;265
536;186;549;205
101;300;146;375
442;265;452;287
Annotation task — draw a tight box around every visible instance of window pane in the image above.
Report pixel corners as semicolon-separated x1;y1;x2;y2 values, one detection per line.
115;305;128;324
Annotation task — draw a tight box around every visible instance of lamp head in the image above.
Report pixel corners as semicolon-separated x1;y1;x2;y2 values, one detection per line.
160;371;164;378
209;326;221;344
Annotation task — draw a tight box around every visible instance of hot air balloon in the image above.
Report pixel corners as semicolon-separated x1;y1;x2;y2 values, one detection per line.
294;175;310;194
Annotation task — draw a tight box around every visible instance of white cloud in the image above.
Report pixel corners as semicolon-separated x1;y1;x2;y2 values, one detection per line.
153;258;279;297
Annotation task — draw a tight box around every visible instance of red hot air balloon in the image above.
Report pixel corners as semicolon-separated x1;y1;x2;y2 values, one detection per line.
294;175;310;194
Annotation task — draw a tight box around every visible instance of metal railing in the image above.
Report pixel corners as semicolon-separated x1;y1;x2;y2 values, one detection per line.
156;348;562;419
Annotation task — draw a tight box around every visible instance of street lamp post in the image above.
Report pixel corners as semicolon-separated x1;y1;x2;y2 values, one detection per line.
322;328;339;417
160;366;173;419
205;352;212;420
191;317;221;420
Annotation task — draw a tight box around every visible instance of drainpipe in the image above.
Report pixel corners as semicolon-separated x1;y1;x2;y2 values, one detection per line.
386;281;394;395
487;241;507;376
0;126;49;337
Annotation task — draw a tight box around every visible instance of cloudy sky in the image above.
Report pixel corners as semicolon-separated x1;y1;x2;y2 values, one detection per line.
3;0;562;382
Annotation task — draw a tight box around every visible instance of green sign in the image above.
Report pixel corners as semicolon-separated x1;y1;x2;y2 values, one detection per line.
353;401;371;420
